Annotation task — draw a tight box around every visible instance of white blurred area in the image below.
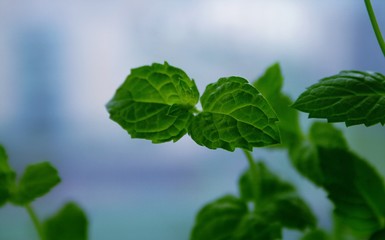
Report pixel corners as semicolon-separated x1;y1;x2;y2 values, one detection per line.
0;1;384;240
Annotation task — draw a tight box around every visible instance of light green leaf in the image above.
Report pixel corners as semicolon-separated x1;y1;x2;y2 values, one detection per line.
253;63;283;99
293;70;385;126
300;229;330;240
44;202;88;240
189;76;280;151
254;63;302;148
190;195;282;240
318;147;385;235
0;145;15;206
11;162;61;205
106;62;199;143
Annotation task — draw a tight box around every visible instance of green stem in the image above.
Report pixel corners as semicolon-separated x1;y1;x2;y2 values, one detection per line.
242;150;261;210
365;0;385;59
25;204;45;240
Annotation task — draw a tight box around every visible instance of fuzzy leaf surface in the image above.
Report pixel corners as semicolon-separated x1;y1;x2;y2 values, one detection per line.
300;229;330;240
190;195;281;240
319;147;385;235
370;228;385;240
293;71;385;126
189;77;280;151
107;62;199;143
254;63;302;147
11;162;60;205
44;202;88;240
0;145;15;206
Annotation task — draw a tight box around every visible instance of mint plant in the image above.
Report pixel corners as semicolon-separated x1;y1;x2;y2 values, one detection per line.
106;1;385;239
0;144;88;240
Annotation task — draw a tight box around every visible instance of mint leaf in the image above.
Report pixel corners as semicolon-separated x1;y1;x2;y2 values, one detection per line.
11;162;61;205
189;77;280;151
233;215;282;240
253;63;283;99
254;63;302;148
189;195;282;240
106;62;199;143
0;145;15;206
309;122;347;149
289;122;347;186
44;202;88;240
319;147;385;235
293;70;385;126
239;162;315;231
239;162;295;203
262;196;316;231
300;229;330;240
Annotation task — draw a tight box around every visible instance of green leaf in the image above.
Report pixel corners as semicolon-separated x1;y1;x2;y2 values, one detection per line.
11;162;61;205
293;70;385;126
239;162;315;231
319;147;385;235
190;195;282;240
289;122;347;186
0;145;15;206
239;162;295;203
300;229;330;240
253;63;283;99
262;196;316;231
44;202;88;240
233;215;282;240
370;228;385;240
106;62;199;143
189;76;280;151
309;122;347;149
254;63;302;148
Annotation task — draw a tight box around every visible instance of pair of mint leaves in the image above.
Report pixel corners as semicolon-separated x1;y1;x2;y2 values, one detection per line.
0;145;88;240
107;62;385;153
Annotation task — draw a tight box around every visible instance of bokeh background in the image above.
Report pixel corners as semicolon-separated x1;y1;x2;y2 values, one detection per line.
1;0;385;239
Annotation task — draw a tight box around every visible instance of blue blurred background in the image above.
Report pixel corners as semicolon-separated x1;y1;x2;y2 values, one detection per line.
1;0;385;239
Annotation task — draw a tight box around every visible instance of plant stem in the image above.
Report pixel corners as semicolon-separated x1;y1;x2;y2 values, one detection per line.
365;0;385;59
242;150;261;210
25;204;45;240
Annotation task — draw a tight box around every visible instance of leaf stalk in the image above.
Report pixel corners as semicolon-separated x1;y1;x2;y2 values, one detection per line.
25;204;45;240
243;150;261;210
365;0;385;59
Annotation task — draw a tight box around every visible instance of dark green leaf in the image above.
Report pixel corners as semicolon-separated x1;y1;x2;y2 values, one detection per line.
300;229;330;240
0;145;15;206
262;196;316;230
293;70;385;126
370;228;385;240
239;162;295;203
289;122;347;186
239;162;315;231
190;195;248;240
319;147;385;235
233;214;282;240
189;76;280;151
11;162;61;205
288;141;323;186
309;122;347;149
254;63;302;148
190;195;282;240
106;62;199;143
44;202;88;240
